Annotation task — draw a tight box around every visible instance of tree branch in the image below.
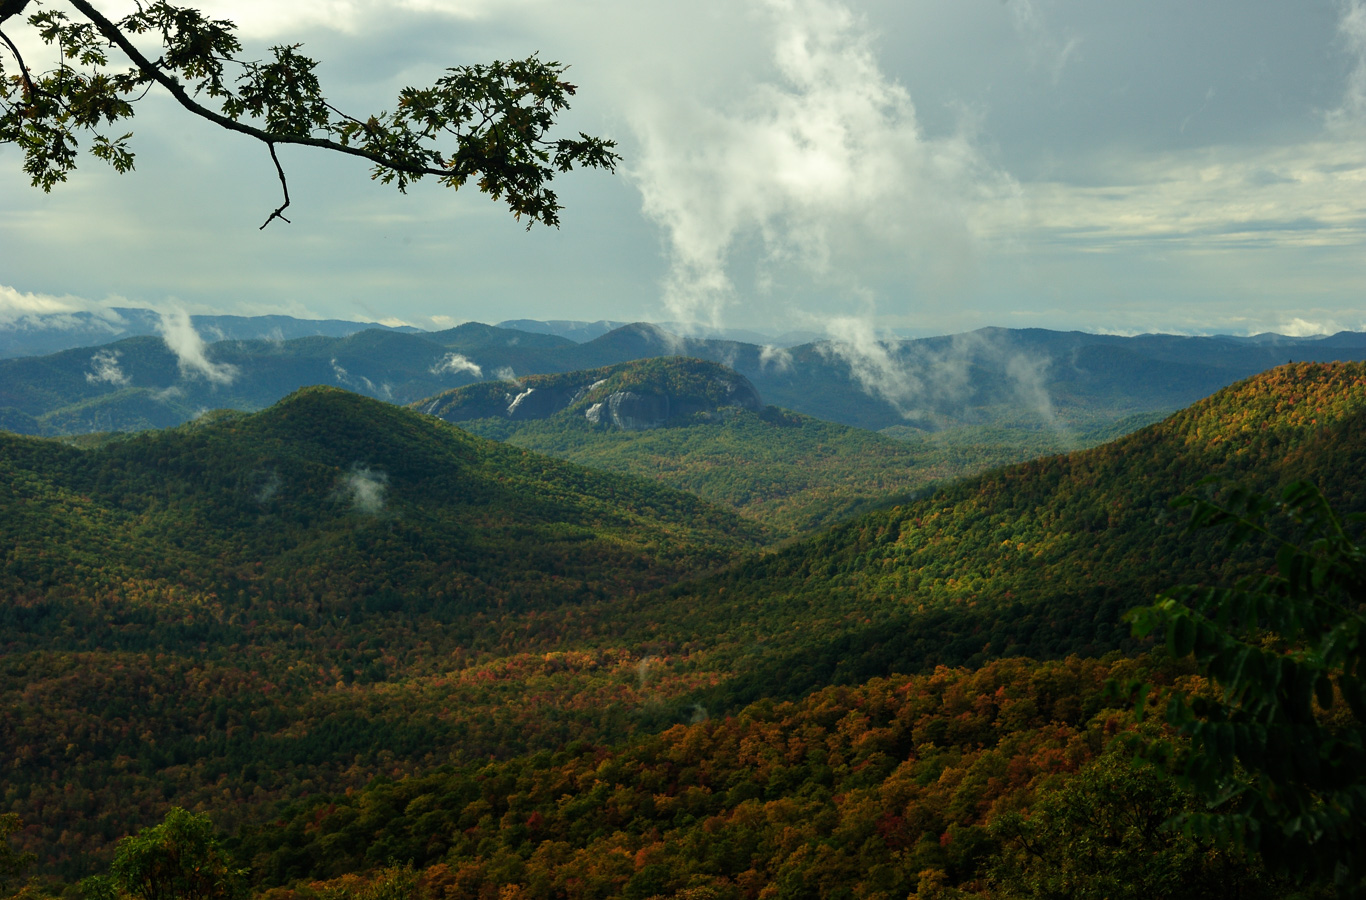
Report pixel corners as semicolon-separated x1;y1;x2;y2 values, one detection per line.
0;26;37;100
258;141;290;229
0;0;32;27
66;0;450;178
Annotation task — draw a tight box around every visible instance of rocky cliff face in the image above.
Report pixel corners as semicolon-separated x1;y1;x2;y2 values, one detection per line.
417;360;763;431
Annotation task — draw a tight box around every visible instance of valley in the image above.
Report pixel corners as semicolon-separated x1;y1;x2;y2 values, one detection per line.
2;348;1364;897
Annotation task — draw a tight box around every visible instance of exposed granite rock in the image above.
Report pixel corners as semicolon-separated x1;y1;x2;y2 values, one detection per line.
423;361;764;430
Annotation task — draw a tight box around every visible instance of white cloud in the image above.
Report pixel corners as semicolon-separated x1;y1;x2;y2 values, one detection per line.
1333;0;1366;129
186;0;505;38
1006;0;1081;85
429;352;483;377
618;0;1018;330
1020;141;1366;252
0;285;127;329
817;315;933;418
817;317;1058;424
156;307;239;384
1004;351;1057;426
330;358;390;397
86;349;131;386
758;343;792;373
339;465;388;514
1277;317;1343;337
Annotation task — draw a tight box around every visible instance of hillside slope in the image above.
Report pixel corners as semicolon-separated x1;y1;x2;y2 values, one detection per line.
417;358;1064;535
8;364;1366;879
2;386;772;870
586;362;1366;709
1;385;763;647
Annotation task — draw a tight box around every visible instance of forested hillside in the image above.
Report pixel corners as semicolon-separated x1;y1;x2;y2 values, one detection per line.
3;363;1363;896
232;654;1266;900
420;358;1072;535
0;388;766;871
604;362;1366;710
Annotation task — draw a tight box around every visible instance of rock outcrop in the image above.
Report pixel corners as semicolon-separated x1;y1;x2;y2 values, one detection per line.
418;359;764;431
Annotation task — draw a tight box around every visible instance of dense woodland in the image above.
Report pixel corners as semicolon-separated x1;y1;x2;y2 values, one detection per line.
420;357;1092;536
2;362;1364;897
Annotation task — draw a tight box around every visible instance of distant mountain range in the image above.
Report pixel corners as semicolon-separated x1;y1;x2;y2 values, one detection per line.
494;318;823;346
3;314;1366;441
0;307;421;359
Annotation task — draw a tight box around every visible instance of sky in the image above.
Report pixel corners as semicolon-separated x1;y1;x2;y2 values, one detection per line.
2;0;1366;340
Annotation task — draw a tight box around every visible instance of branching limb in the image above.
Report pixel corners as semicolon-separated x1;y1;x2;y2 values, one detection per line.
3;0;619;227
0;26;37;99
258;140;289;229
66;0;433;173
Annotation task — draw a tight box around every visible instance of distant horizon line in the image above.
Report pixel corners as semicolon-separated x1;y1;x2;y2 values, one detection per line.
3;305;1358;345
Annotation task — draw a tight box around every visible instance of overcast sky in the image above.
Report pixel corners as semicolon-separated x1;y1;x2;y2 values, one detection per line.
2;0;1365;338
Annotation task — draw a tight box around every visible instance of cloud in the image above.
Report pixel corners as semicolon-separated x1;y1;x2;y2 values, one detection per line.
1333;0;1366;129
621;0;1018;330
1277;317;1345;337
338;465;388;514
818;318;1058;424
1004;351;1057;426
0;284;127;330
758;343;792;373
1021;141;1366;252
188;0;505;38
635;656;656;690
86;349;130;386
255;469;282;503
429;352;483;377
494;366;518;383
330;358;392;398
157;307;239;384
818;316;932;417
1006;0;1081;85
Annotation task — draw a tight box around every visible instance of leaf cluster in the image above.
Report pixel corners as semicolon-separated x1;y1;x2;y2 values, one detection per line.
1128;480;1366;894
0;1;618;225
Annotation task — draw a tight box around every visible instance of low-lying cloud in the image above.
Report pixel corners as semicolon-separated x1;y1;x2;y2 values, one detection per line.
330;358;393;399
157;307;238;385
0;284;128;332
338;465;388;514
86;349;130;386
758;343;793;373
818;319;1057;425
429;352;483;377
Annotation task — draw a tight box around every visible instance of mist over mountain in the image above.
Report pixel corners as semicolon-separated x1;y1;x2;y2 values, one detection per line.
0;308;420;359
4;316;1366;443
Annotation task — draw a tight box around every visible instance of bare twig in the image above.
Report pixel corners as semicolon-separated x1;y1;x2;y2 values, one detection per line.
258;141;290;229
